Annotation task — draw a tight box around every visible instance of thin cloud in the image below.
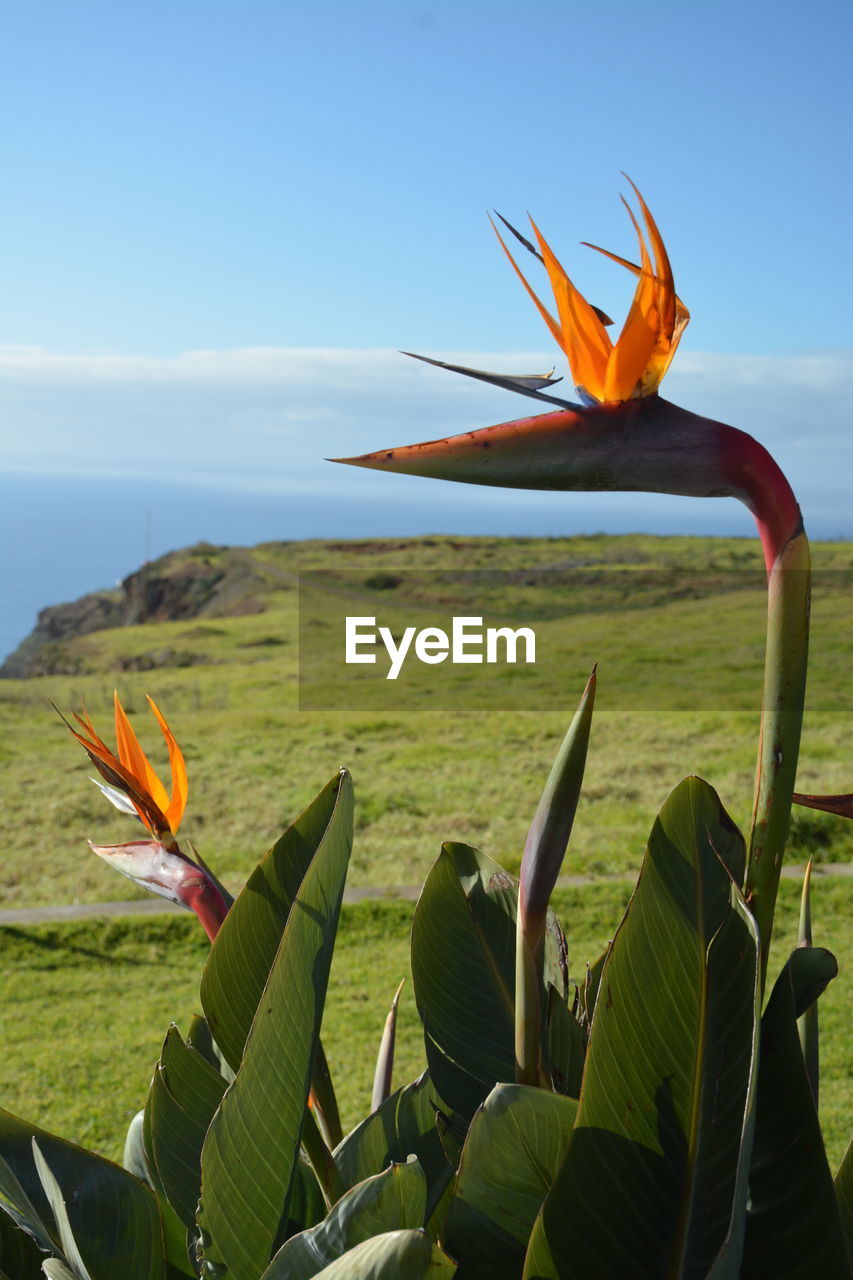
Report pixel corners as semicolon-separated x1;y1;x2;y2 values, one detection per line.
2;341;850;388
0;344;850;537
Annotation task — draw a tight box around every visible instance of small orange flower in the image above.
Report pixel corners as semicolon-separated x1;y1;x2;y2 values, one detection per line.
66;692;188;844
492;177;690;403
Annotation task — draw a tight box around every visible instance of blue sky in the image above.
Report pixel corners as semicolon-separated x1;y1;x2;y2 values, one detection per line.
1;0;851;551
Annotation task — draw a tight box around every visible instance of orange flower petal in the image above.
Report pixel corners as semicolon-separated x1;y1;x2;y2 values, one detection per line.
581;238;691;376
495;185;687;403
490;216;566;355
623;175;676;337
146;694;188;832
528;217;611;400
68;724;170;836
604;198;660;400
114;692;171;816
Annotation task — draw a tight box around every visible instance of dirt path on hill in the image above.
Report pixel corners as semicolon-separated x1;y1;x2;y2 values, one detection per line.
1;863;849;927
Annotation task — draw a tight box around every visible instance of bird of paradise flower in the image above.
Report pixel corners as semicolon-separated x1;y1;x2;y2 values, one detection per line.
336;180;818;988
59;693;229;941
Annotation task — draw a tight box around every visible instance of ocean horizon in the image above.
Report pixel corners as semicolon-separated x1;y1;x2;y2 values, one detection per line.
2;467;850;664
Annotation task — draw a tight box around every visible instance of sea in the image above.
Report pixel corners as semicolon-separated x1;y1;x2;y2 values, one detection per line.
0;467;840;664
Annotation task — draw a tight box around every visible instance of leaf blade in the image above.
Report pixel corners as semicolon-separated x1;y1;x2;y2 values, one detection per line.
197;771;354;1278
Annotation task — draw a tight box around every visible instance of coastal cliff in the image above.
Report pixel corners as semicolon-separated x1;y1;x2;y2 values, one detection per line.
0;542;276;678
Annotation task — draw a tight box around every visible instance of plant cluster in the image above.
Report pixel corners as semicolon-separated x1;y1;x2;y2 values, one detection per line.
1;184;851;1277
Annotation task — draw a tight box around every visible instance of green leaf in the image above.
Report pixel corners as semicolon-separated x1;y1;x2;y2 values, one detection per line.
197;770;354;1279
446;1084;577;1279
32;1141;91;1280
0;1204;44;1279
139;1091;197;1277
741;947;847;1278
42;1262;81;1280
411;843;516;1131
524;776;758;1279
185;1015;234;1085
0;1108;164;1280
32;1141;92;1279
149;1026;227;1228
282;1161;327;1244
576;945;607;1026
263;1158;426;1278
835;1139;853;1271
200;772;345;1073
122;1112;150;1187
334;1073;451;1223
308;1230;456;1277
544;986;585;1098
0;1150;55;1252
411;843;565;1133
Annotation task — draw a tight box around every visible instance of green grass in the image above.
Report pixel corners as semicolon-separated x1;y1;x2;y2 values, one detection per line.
0;879;848;1172
2;534;851;908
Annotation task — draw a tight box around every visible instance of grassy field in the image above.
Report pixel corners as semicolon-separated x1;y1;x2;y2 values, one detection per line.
0;532;849;1177
0;878;848;1171
2;534;851;908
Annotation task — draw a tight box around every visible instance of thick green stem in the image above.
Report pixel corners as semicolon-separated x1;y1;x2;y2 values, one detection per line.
745;530;811;985
301;1103;344;1209
311;1038;344;1149
515;929;545;1086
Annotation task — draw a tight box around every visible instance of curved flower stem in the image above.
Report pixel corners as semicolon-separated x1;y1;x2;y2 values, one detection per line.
744;528;811;986
180;876;231;943
338;398;813;987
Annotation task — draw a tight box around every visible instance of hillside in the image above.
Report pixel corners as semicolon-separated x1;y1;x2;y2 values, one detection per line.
5;530;852;680
2;532;851;912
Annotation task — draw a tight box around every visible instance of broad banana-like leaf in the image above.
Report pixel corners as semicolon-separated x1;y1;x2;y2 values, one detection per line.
309;1230;456;1277
0;1197;44;1278
200;772;344;1076
138;1099;197;1276
0;1109;164;1280
147;1027;226;1229
200;775;345;1144
262;1157;426;1278
411;843;565;1133
524;776;758;1279
31;1142;91;1279
741;946;847;1278
0;1150;54;1253
334;1073;452;1223
446;1084;577;1278
197;771;353;1279
185;1014;231;1080
285;1161;329;1247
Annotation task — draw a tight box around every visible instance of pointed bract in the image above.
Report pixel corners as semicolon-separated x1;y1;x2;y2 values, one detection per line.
492;182;688;402
64;694;187;840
